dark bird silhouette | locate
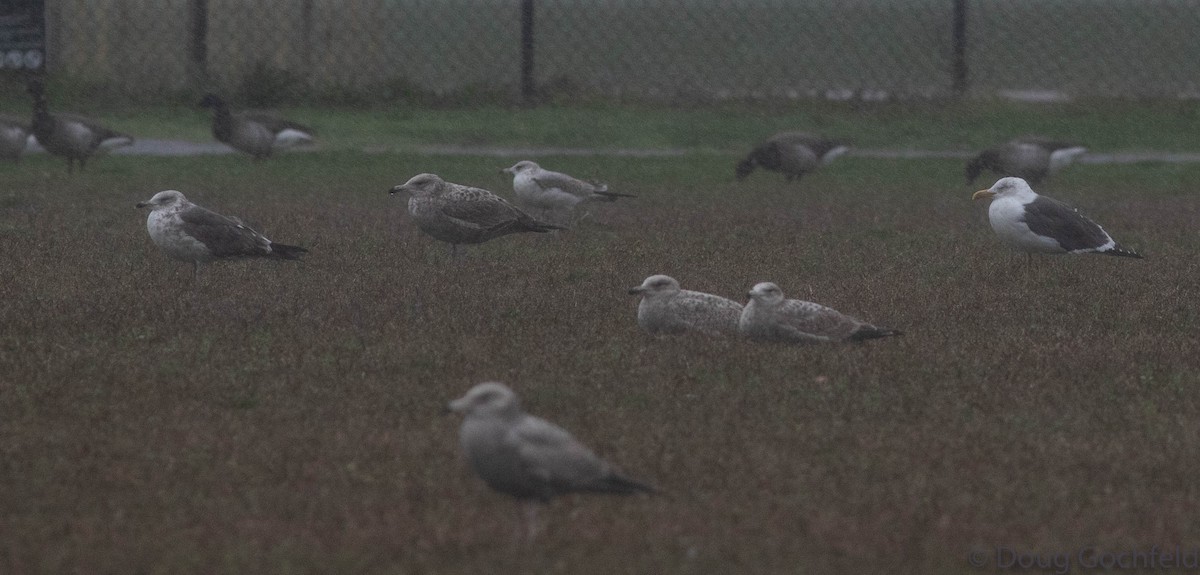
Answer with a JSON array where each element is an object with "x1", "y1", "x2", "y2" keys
[
  {"x1": 736, "y1": 132, "x2": 850, "y2": 182},
  {"x1": 27, "y1": 79, "x2": 133, "y2": 172},
  {"x1": 965, "y1": 137, "x2": 1086, "y2": 185},
  {"x1": 198, "y1": 93, "x2": 315, "y2": 160}
]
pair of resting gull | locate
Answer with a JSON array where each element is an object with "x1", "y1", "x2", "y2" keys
[
  {"x1": 630, "y1": 275, "x2": 902, "y2": 343},
  {"x1": 390, "y1": 169, "x2": 634, "y2": 257}
]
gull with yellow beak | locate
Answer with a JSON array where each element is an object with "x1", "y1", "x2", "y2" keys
[{"x1": 972, "y1": 177, "x2": 1142, "y2": 259}]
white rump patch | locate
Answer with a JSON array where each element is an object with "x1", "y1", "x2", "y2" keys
[
  {"x1": 821, "y1": 145, "x2": 850, "y2": 164},
  {"x1": 273, "y1": 129, "x2": 314, "y2": 149},
  {"x1": 98, "y1": 136, "x2": 134, "y2": 150},
  {"x1": 1048, "y1": 147, "x2": 1087, "y2": 171}
]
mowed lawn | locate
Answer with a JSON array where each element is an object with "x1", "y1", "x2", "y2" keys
[{"x1": 1, "y1": 149, "x2": 1198, "y2": 574}]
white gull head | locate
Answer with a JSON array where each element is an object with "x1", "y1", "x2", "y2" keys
[
  {"x1": 747, "y1": 282, "x2": 786, "y2": 306},
  {"x1": 136, "y1": 190, "x2": 189, "y2": 211},
  {"x1": 628, "y1": 274, "x2": 681, "y2": 298}
]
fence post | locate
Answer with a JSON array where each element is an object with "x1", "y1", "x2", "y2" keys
[
  {"x1": 520, "y1": 0, "x2": 535, "y2": 105},
  {"x1": 188, "y1": 0, "x2": 209, "y2": 89},
  {"x1": 952, "y1": 0, "x2": 968, "y2": 95}
]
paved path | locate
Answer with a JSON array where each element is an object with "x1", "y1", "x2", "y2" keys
[{"x1": 29, "y1": 139, "x2": 1200, "y2": 164}]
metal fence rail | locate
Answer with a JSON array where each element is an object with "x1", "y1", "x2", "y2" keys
[{"x1": 38, "y1": 0, "x2": 1200, "y2": 104}]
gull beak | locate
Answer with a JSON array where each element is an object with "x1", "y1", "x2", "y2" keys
[
  {"x1": 446, "y1": 397, "x2": 468, "y2": 415},
  {"x1": 388, "y1": 185, "x2": 406, "y2": 196},
  {"x1": 628, "y1": 286, "x2": 647, "y2": 295},
  {"x1": 746, "y1": 291, "x2": 755, "y2": 299},
  {"x1": 972, "y1": 189, "x2": 996, "y2": 201},
  {"x1": 501, "y1": 168, "x2": 513, "y2": 175},
  {"x1": 136, "y1": 201, "x2": 150, "y2": 208}
]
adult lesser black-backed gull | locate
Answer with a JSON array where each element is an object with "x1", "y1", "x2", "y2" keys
[
  {"x1": 198, "y1": 93, "x2": 315, "y2": 160},
  {"x1": 965, "y1": 137, "x2": 1087, "y2": 185},
  {"x1": 28, "y1": 79, "x2": 133, "y2": 173},
  {"x1": 739, "y1": 282, "x2": 902, "y2": 344},
  {"x1": 501, "y1": 160, "x2": 635, "y2": 219},
  {"x1": 628, "y1": 274, "x2": 743, "y2": 337},
  {"x1": 389, "y1": 173, "x2": 563, "y2": 257},
  {"x1": 447, "y1": 382, "x2": 656, "y2": 541},
  {"x1": 736, "y1": 132, "x2": 849, "y2": 182},
  {"x1": 972, "y1": 177, "x2": 1142, "y2": 259},
  {"x1": 136, "y1": 190, "x2": 308, "y2": 277}
]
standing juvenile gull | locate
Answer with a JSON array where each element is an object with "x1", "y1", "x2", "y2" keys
[
  {"x1": 965, "y1": 137, "x2": 1087, "y2": 185},
  {"x1": 198, "y1": 93, "x2": 315, "y2": 160},
  {"x1": 501, "y1": 160, "x2": 635, "y2": 220},
  {"x1": 628, "y1": 274, "x2": 743, "y2": 337},
  {"x1": 389, "y1": 173, "x2": 563, "y2": 258},
  {"x1": 136, "y1": 190, "x2": 308, "y2": 278},
  {"x1": 736, "y1": 132, "x2": 849, "y2": 182},
  {"x1": 972, "y1": 177, "x2": 1142, "y2": 259},
  {"x1": 739, "y1": 282, "x2": 902, "y2": 344},
  {"x1": 447, "y1": 382, "x2": 656, "y2": 541}
]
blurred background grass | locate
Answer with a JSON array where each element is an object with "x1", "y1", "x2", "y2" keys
[{"x1": 0, "y1": 133, "x2": 1197, "y2": 573}]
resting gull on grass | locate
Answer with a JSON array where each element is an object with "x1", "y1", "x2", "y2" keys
[
  {"x1": 736, "y1": 132, "x2": 849, "y2": 182},
  {"x1": 628, "y1": 274, "x2": 743, "y2": 337},
  {"x1": 972, "y1": 177, "x2": 1142, "y2": 260},
  {"x1": 739, "y1": 282, "x2": 903, "y2": 344},
  {"x1": 447, "y1": 382, "x2": 656, "y2": 542},
  {"x1": 136, "y1": 190, "x2": 307, "y2": 278},
  {"x1": 501, "y1": 160, "x2": 635, "y2": 220},
  {"x1": 389, "y1": 173, "x2": 563, "y2": 258},
  {"x1": 965, "y1": 137, "x2": 1087, "y2": 185}
]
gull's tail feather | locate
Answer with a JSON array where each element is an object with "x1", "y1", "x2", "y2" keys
[
  {"x1": 849, "y1": 326, "x2": 904, "y2": 342},
  {"x1": 593, "y1": 190, "x2": 637, "y2": 201},
  {"x1": 1102, "y1": 244, "x2": 1143, "y2": 259},
  {"x1": 591, "y1": 473, "x2": 658, "y2": 496},
  {"x1": 517, "y1": 214, "x2": 568, "y2": 233},
  {"x1": 269, "y1": 243, "x2": 308, "y2": 260}
]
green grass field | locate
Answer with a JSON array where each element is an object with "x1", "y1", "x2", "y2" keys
[{"x1": 2, "y1": 106, "x2": 1199, "y2": 574}]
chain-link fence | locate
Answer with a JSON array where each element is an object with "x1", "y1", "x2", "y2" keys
[{"x1": 39, "y1": 0, "x2": 1200, "y2": 105}]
